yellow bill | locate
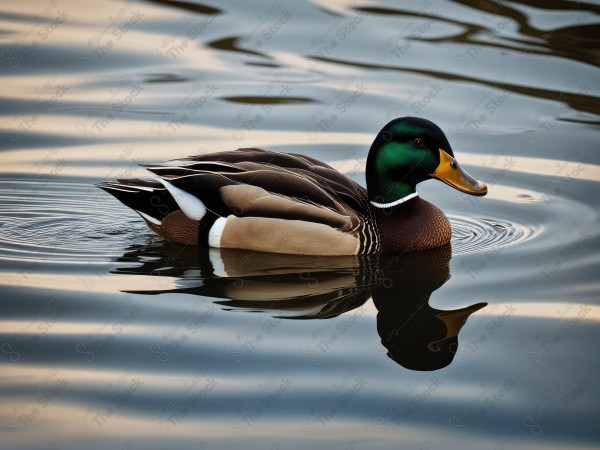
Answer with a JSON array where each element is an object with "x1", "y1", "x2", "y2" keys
[{"x1": 430, "y1": 149, "x2": 487, "y2": 196}]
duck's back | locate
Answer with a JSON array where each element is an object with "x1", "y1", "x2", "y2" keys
[{"x1": 99, "y1": 148, "x2": 380, "y2": 255}]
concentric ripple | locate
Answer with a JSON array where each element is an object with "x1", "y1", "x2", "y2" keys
[
  {"x1": 449, "y1": 215, "x2": 533, "y2": 255},
  {"x1": 0, "y1": 181, "x2": 534, "y2": 264},
  {"x1": 0, "y1": 180, "x2": 147, "y2": 264}
]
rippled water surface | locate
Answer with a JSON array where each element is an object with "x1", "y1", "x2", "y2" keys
[{"x1": 1, "y1": 0, "x2": 599, "y2": 449}]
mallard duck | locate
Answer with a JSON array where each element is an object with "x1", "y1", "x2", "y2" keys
[{"x1": 98, "y1": 117, "x2": 487, "y2": 255}]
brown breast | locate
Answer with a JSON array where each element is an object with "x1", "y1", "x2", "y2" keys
[{"x1": 375, "y1": 197, "x2": 452, "y2": 253}]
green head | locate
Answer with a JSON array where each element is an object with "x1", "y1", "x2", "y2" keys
[{"x1": 366, "y1": 117, "x2": 487, "y2": 206}]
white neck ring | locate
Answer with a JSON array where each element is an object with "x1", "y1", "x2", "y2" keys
[{"x1": 370, "y1": 192, "x2": 418, "y2": 208}]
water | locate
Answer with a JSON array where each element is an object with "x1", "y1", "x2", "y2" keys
[{"x1": 1, "y1": 0, "x2": 599, "y2": 448}]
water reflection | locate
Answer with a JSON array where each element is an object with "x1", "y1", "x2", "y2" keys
[
  {"x1": 114, "y1": 243, "x2": 486, "y2": 371},
  {"x1": 221, "y1": 96, "x2": 317, "y2": 104},
  {"x1": 207, "y1": 36, "x2": 271, "y2": 59},
  {"x1": 310, "y1": 55, "x2": 600, "y2": 117},
  {"x1": 355, "y1": 0, "x2": 600, "y2": 68},
  {"x1": 145, "y1": 0, "x2": 221, "y2": 15}
]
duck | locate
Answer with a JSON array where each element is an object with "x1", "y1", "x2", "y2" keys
[{"x1": 97, "y1": 116, "x2": 487, "y2": 255}]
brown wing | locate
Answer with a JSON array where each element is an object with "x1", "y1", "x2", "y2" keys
[{"x1": 107, "y1": 148, "x2": 379, "y2": 254}]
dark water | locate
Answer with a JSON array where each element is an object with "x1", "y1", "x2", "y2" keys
[{"x1": 1, "y1": 0, "x2": 600, "y2": 449}]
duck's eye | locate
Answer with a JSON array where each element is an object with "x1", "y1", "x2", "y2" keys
[{"x1": 413, "y1": 138, "x2": 424, "y2": 147}]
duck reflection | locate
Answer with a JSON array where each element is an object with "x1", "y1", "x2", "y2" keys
[
  {"x1": 113, "y1": 243, "x2": 485, "y2": 371},
  {"x1": 373, "y1": 250, "x2": 486, "y2": 371}
]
